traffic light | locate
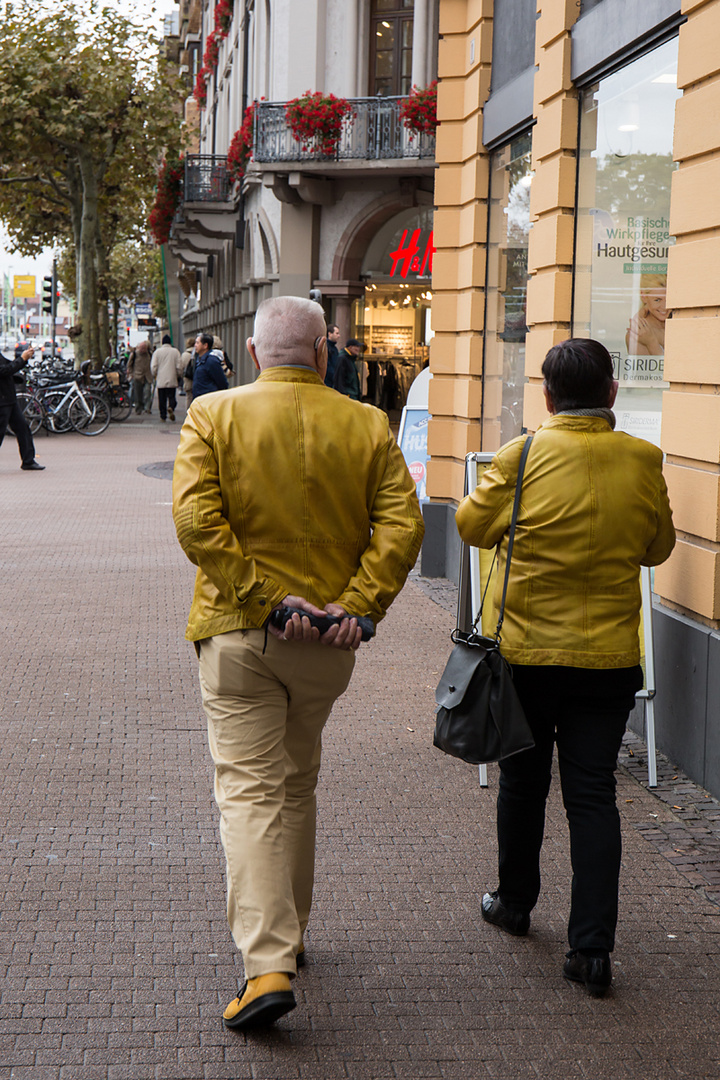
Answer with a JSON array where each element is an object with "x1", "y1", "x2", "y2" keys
[
  {"x1": 42, "y1": 275, "x2": 53, "y2": 314},
  {"x1": 42, "y1": 274, "x2": 57, "y2": 316}
]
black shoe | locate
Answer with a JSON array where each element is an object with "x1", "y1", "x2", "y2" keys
[
  {"x1": 21, "y1": 460, "x2": 45, "y2": 471},
  {"x1": 563, "y1": 950, "x2": 612, "y2": 997},
  {"x1": 481, "y1": 891, "x2": 530, "y2": 936}
]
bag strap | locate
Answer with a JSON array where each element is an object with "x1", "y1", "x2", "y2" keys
[{"x1": 493, "y1": 434, "x2": 533, "y2": 641}]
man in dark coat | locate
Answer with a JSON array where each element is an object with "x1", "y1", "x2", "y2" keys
[
  {"x1": 0, "y1": 345, "x2": 44, "y2": 471},
  {"x1": 192, "y1": 333, "x2": 229, "y2": 399},
  {"x1": 324, "y1": 324, "x2": 341, "y2": 387},
  {"x1": 333, "y1": 339, "x2": 363, "y2": 400}
]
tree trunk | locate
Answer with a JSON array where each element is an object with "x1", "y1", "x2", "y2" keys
[
  {"x1": 95, "y1": 235, "x2": 112, "y2": 365},
  {"x1": 77, "y1": 149, "x2": 100, "y2": 367}
]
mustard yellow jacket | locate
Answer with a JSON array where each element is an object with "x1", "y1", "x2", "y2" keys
[
  {"x1": 455, "y1": 415, "x2": 675, "y2": 668},
  {"x1": 172, "y1": 366, "x2": 425, "y2": 642}
]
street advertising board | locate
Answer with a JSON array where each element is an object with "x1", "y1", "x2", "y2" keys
[
  {"x1": 397, "y1": 366, "x2": 432, "y2": 503},
  {"x1": 398, "y1": 410, "x2": 430, "y2": 503},
  {"x1": 135, "y1": 302, "x2": 152, "y2": 316},
  {"x1": 459, "y1": 452, "x2": 658, "y2": 786},
  {"x1": 13, "y1": 275, "x2": 36, "y2": 299}
]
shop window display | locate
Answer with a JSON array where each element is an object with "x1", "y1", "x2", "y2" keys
[
  {"x1": 482, "y1": 133, "x2": 532, "y2": 450},
  {"x1": 352, "y1": 205, "x2": 434, "y2": 418},
  {"x1": 573, "y1": 38, "x2": 681, "y2": 445}
]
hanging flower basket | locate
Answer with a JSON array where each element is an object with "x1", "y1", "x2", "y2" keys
[
  {"x1": 193, "y1": 66, "x2": 209, "y2": 107},
  {"x1": 149, "y1": 153, "x2": 184, "y2": 246},
  {"x1": 227, "y1": 100, "x2": 262, "y2": 184},
  {"x1": 214, "y1": 0, "x2": 234, "y2": 35},
  {"x1": 399, "y1": 81, "x2": 438, "y2": 136},
  {"x1": 285, "y1": 91, "x2": 352, "y2": 156},
  {"x1": 203, "y1": 29, "x2": 220, "y2": 71}
]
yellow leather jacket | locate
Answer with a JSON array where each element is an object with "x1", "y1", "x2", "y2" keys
[
  {"x1": 173, "y1": 366, "x2": 425, "y2": 641},
  {"x1": 455, "y1": 415, "x2": 675, "y2": 668}
]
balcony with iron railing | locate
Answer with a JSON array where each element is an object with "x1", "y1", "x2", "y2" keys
[
  {"x1": 167, "y1": 155, "x2": 236, "y2": 263},
  {"x1": 253, "y1": 97, "x2": 435, "y2": 173}
]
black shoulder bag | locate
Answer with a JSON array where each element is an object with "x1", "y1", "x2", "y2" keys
[{"x1": 433, "y1": 436, "x2": 535, "y2": 765}]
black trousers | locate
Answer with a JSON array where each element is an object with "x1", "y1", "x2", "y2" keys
[
  {"x1": 0, "y1": 400, "x2": 36, "y2": 466},
  {"x1": 157, "y1": 387, "x2": 177, "y2": 420},
  {"x1": 496, "y1": 663, "x2": 643, "y2": 953}
]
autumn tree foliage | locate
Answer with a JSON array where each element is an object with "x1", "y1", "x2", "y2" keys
[{"x1": 0, "y1": 1, "x2": 184, "y2": 364}]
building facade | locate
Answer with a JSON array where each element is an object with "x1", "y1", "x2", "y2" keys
[
  {"x1": 425, "y1": 0, "x2": 720, "y2": 796},
  {"x1": 166, "y1": 0, "x2": 439, "y2": 406}
]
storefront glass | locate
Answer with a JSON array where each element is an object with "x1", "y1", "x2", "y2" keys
[
  {"x1": 573, "y1": 38, "x2": 681, "y2": 445},
  {"x1": 482, "y1": 133, "x2": 532, "y2": 450},
  {"x1": 352, "y1": 205, "x2": 433, "y2": 418}
]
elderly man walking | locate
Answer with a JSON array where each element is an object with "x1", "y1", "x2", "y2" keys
[
  {"x1": 173, "y1": 296, "x2": 424, "y2": 1030},
  {"x1": 151, "y1": 334, "x2": 184, "y2": 421}
]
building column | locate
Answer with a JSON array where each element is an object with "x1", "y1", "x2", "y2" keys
[
  {"x1": 411, "y1": 0, "x2": 430, "y2": 89},
  {"x1": 426, "y1": 0, "x2": 492, "y2": 506},
  {"x1": 276, "y1": 201, "x2": 316, "y2": 298},
  {"x1": 523, "y1": 0, "x2": 581, "y2": 430},
  {"x1": 655, "y1": 0, "x2": 720, "y2": 629}
]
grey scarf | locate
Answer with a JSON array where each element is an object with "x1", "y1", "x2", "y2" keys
[{"x1": 556, "y1": 407, "x2": 616, "y2": 430}]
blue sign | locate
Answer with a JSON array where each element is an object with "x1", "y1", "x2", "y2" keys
[{"x1": 135, "y1": 303, "x2": 152, "y2": 316}]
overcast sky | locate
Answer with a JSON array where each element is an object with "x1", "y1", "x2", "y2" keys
[{"x1": 1, "y1": 0, "x2": 180, "y2": 288}]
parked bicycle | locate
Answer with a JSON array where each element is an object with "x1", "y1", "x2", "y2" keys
[{"x1": 19, "y1": 365, "x2": 111, "y2": 436}]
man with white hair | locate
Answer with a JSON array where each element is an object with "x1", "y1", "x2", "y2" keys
[{"x1": 173, "y1": 296, "x2": 424, "y2": 1030}]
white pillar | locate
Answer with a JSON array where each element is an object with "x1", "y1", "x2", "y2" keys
[{"x1": 411, "y1": 0, "x2": 430, "y2": 90}]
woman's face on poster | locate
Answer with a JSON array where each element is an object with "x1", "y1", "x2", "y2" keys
[{"x1": 641, "y1": 287, "x2": 667, "y2": 321}]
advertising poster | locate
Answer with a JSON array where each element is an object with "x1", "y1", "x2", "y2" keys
[
  {"x1": 590, "y1": 210, "x2": 670, "y2": 445},
  {"x1": 398, "y1": 409, "x2": 429, "y2": 503}
]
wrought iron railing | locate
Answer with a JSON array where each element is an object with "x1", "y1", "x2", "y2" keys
[
  {"x1": 184, "y1": 155, "x2": 232, "y2": 201},
  {"x1": 253, "y1": 97, "x2": 435, "y2": 164}
]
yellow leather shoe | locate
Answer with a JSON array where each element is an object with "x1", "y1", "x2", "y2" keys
[{"x1": 222, "y1": 973, "x2": 296, "y2": 1030}]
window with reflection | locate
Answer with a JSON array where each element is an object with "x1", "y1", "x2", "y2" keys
[
  {"x1": 482, "y1": 134, "x2": 532, "y2": 450},
  {"x1": 573, "y1": 38, "x2": 680, "y2": 446},
  {"x1": 370, "y1": 0, "x2": 414, "y2": 97}
]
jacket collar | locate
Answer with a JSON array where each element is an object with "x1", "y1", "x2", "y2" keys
[
  {"x1": 256, "y1": 366, "x2": 324, "y2": 386},
  {"x1": 538, "y1": 414, "x2": 615, "y2": 433}
]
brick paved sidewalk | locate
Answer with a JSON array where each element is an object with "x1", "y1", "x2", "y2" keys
[{"x1": 0, "y1": 419, "x2": 719, "y2": 1080}]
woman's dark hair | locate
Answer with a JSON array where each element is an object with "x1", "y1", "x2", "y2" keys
[{"x1": 541, "y1": 338, "x2": 615, "y2": 411}]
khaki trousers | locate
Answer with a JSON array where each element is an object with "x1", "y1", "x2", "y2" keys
[{"x1": 198, "y1": 629, "x2": 355, "y2": 979}]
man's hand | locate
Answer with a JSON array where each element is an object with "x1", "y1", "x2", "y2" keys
[
  {"x1": 268, "y1": 595, "x2": 327, "y2": 642},
  {"x1": 268, "y1": 596, "x2": 363, "y2": 650},
  {"x1": 319, "y1": 603, "x2": 362, "y2": 651},
  {"x1": 21, "y1": 347, "x2": 34, "y2": 363}
]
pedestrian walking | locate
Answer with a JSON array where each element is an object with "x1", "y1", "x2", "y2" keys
[
  {"x1": 151, "y1": 334, "x2": 184, "y2": 422},
  {"x1": 127, "y1": 340, "x2": 153, "y2": 414},
  {"x1": 212, "y1": 335, "x2": 234, "y2": 381},
  {"x1": 173, "y1": 296, "x2": 424, "y2": 1030},
  {"x1": 191, "y1": 333, "x2": 228, "y2": 399},
  {"x1": 333, "y1": 338, "x2": 363, "y2": 399},
  {"x1": 0, "y1": 345, "x2": 44, "y2": 471},
  {"x1": 455, "y1": 338, "x2": 675, "y2": 998},
  {"x1": 324, "y1": 323, "x2": 340, "y2": 387},
  {"x1": 181, "y1": 336, "x2": 195, "y2": 405}
]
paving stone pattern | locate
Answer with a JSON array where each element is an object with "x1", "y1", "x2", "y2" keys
[{"x1": 0, "y1": 415, "x2": 719, "y2": 1080}]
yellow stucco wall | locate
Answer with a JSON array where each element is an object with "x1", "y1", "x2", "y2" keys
[{"x1": 430, "y1": 0, "x2": 720, "y2": 627}]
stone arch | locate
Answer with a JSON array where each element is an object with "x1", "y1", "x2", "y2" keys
[
  {"x1": 257, "y1": 207, "x2": 279, "y2": 276},
  {"x1": 331, "y1": 188, "x2": 431, "y2": 281}
]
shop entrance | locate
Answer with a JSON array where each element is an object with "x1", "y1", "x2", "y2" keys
[{"x1": 350, "y1": 205, "x2": 434, "y2": 421}]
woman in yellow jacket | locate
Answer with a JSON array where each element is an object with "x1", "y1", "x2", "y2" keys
[{"x1": 456, "y1": 339, "x2": 675, "y2": 998}]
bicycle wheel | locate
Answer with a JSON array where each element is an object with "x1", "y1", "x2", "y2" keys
[
  {"x1": 109, "y1": 388, "x2": 132, "y2": 422},
  {"x1": 69, "y1": 391, "x2": 111, "y2": 435},
  {"x1": 41, "y1": 390, "x2": 73, "y2": 432},
  {"x1": 14, "y1": 392, "x2": 44, "y2": 436}
]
